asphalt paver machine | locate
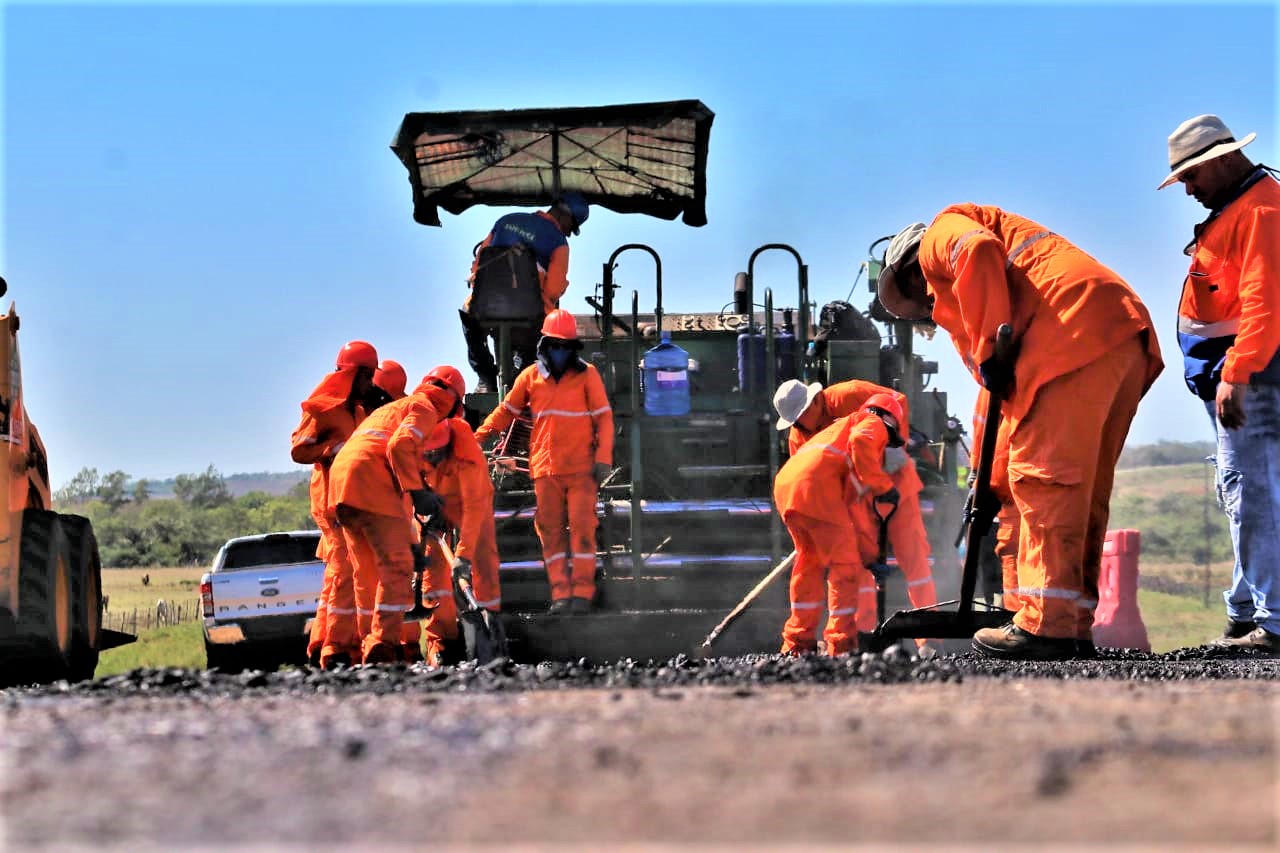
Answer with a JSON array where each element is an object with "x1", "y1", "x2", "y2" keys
[{"x1": 392, "y1": 101, "x2": 969, "y2": 662}]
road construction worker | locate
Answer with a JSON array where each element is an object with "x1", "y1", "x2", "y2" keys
[
  {"x1": 459, "y1": 193, "x2": 590, "y2": 393},
  {"x1": 1157, "y1": 115, "x2": 1280, "y2": 652},
  {"x1": 321, "y1": 374, "x2": 459, "y2": 667},
  {"x1": 773, "y1": 378, "x2": 938, "y2": 643},
  {"x1": 772, "y1": 396, "x2": 900, "y2": 656},
  {"x1": 877, "y1": 204, "x2": 1163, "y2": 660},
  {"x1": 417, "y1": 403, "x2": 503, "y2": 665},
  {"x1": 475, "y1": 308, "x2": 613, "y2": 614},
  {"x1": 290, "y1": 340, "x2": 380, "y2": 665}
]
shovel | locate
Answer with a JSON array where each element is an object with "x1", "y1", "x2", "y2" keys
[
  {"x1": 867, "y1": 501, "x2": 899, "y2": 629},
  {"x1": 403, "y1": 528, "x2": 435, "y2": 624},
  {"x1": 435, "y1": 534, "x2": 507, "y2": 664},
  {"x1": 870, "y1": 324, "x2": 1017, "y2": 648}
]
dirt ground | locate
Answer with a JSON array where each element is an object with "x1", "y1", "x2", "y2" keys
[{"x1": 2, "y1": 677, "x2": 1275, "y2": 849}]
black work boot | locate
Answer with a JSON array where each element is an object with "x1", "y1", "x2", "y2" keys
[{"x1": 1212, "y1": 619, "x2": 1258, "y2": 645}]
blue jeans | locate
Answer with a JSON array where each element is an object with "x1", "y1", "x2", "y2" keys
[{"x1": 1207, "y1": 386, "x2": 1280, "y2": 633}]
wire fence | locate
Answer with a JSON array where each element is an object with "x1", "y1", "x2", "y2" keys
[{"x1": 101, "y1": 599, "x2": 200, "y2": 634}]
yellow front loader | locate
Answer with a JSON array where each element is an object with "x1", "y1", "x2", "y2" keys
[{"x1": 0, "y1": 277, "x2": 133, "y2": 685}]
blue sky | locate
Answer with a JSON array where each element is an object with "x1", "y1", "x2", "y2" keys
[{"x1": 2, "y1": 1, "x2": 1276, "y2": 487}]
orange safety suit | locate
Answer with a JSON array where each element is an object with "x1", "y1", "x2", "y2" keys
[
  {"x1": 476, "y1": 359, "x2": 613, "y2": 603},
  {"x1": 773, "y1": 411, "x2": 893, "y2": 655},
  {"x1": 418, "y1": 418, "x2": 502, "y2": 664},
  {"x1": 322, "y1": 383, "x2": 456, "y2": 664},
  {"x1": 786, "y1": 380, "x2": 938, "y2": 635},
  {"x1": 289, "y1": 367, "x2": 366, "y2": 661},
  {"x1": 918, "y1": 204, "x2": 1164, "y2": 640}
]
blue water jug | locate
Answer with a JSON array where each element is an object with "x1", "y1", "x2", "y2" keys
[
  {"x1": 776, "y1": 329, "x2": 797, "y2": 383},
  {"x1": 642, "y1": 332, "x2": 692, "y2": 416},
  {"x1": 737, "y1": 330, "x2": 766, "y2": 394}
]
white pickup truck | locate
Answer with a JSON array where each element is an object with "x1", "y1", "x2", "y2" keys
[{"x1": 199, "y1": 530, "x2": 324, "y2": 672}]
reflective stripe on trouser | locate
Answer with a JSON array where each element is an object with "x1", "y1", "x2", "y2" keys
[
  {"x1": 780, "y1": 512, "x2": 870, "y2": 656},
  {"x1": 855, "y1": 492, "x2": 937, "y2": 635},
  {"x1": 423, "y1": 536, "x2": 460, "y2": 649},
  {"x1": 533, "y1": 472, "x2": 599, "y2": 601},
  {"x1": 1003, "y1": 334, "x2": 1147, "y2": 639},
  {"x1": 1208, "y1": 385, "x2": 1280, "y2": 634},
  {"x1": 327, "y1": 506, "x2": 415, "y2": 661},
  {"x1": 307, "y1": 513, "x2": 347, "y2": 657},
  {"x1": 468, "y1": 513, "x2": 503, "y2": 613}
]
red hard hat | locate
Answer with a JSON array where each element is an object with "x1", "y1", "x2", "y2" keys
[
  {"x1": 423, "y1": 419, "x2": 452, "y2": 453},
  {"x1": 862, "y1": 392, "x2": 905, "y2": 427},
  {"x1": 540, "y1": 309, "x2": 578, "y2": 340},
  {"x1": 425, "y1": 364, "x2": 465, "y2": 400},
  {"x1": 374, "y1": 359, "x2": 407, "y2": 399},
  {"x1": 335, "y1": 340, "x2": 378, "y2": 370}
]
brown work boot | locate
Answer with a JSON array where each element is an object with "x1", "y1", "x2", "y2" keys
[
  {"x1": 1211, "y1": 619, "x2": 1258, "y2": 645},
  {"x1": 361, "y1": 642, "x2": 400, "y2": 665},
  {"x1": 972, "y1": 622, "x2": 1078, "y2": 661},
  {"x1": 1213, "y1": 626, "x2": 1280, "y2": 654}
]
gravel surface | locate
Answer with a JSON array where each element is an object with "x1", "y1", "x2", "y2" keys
[{"x1": 2, "y1": 648, "x2": 1277, "y2": 849}]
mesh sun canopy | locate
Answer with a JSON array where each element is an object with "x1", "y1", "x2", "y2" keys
[{"x1": 391, "y1": 100, "x2": 713, "y2": 227}]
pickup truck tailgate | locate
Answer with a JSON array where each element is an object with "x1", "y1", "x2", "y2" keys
[{"x1": 208, "y1": 561, "x2": 324, "y2": 621}]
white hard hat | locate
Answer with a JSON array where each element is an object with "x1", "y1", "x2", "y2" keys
[{"x1": 772, "y1": 379, "x2": 824, "y2": 431}]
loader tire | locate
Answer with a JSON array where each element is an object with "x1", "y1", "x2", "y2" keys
[
  {"x1": 60, "y1": 514, "x2": 102, "y2": 682},
  {"x1": 10, "y1": 509, "x2": 73, "y2": 685}
]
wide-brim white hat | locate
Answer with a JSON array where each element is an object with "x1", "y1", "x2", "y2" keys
[
  {"x1": 876, "y1": 221, "x2": 932, "y2": 320},
  {"x1": 772, "y1": 379, "x2": 823, "y2": 430},
  {"x1": 1157, "y1": 114, "x2": 1256, "y2": 190}
]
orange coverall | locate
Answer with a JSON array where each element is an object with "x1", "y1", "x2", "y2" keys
[
  {"x1": 919, "y1": 204, "x2": 1164, "y2": 640},
  {"x1": 289, "y1": 367, "x2": 366, "y2": 661},
  {"x1": 773, "y1": 411, "x2": 893, "y2": 655},
  {"x1": 786, "y1": 380, "x2": 938, "y2": 633},
  {"x1": 476, "y1": 361, "x2": 613, "y2": 603},
  {"x1": 323, "y1": 383, "x2": 456, "y2": 664},
  {"x1": 417, "y1": 418, "x2": 502, "y2": 664}
]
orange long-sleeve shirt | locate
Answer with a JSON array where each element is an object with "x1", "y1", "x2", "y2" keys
[
  {"x1": 422, "y1": 418, "x2": 494, "y2": 564},
  {"x1": 328, "y1": 384, "x2": 456, "y2": 517},
  {"x1": 919, "y1": 204, "x2": 1163, "y2": 420},
  {"x1": 774, "y1": 411, "x2": 893, "y2": 526},
  {"x1": 290, "y1": 367, "x2": 366, "y2": 518},
  {"x1": 475, "y1": 360, "x2": 613, "y2": 478}
]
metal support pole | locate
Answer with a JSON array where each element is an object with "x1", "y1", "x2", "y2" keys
[
  {"x1": 765, "y1": 288, "x2": 781, "y2": 566},
  {"x1": 630, "y1": 290, "x2": 644, "y2": 572}
]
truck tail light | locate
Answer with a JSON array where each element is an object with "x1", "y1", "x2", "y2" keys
[{"x1": 200, "y1": 580, "x2": 214, "y2": 618}]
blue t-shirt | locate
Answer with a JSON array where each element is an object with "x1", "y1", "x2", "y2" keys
[{"x1": 488, "y1": 212, "x2": 567, "y2": 271}]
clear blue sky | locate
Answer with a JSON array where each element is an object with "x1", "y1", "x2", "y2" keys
[{"x1": 3, "y1": 2, "x2": 1276, "y2": 487}]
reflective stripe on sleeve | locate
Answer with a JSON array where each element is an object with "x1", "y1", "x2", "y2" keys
[
  {"x1": 361, "y1": 429, "x2": 389, "y2": 439},
  {"x1": 949, "y1": 228, "x2": 991, "y2": 267},
  {"x1": 1006, "y1": 230, "x2": 1054, "y2": 268}
]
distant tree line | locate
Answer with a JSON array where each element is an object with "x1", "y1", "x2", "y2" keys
[
  {"x1": 1116, "y1": 440, "x2": 1216, "y2": 469},
  {"x1": 54, "y1": 465, "x2": 314, "y2": 567}
]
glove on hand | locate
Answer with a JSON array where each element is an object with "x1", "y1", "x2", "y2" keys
[
  {"x1": 593, "y1": 463, "x2": 613, "y2": 486},
  {"x1": 410, "y1": 488, "x2": 445, "y2": 520},
  {"x1": 883, "y1": 446, "x2": 909, "y2": 474},
  {"x1": 978, "y1": 356, "x2": 1014, "y2": 398},
  {"x1": 451, "y1": 556, "x2": 472, "y2": 585},
  {"x1": 876, "y1": 486, "x2": 900, "y2": 507}
]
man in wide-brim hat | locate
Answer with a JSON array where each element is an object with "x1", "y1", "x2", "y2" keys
[{"x1": 1158, "y1": 114, "x2": 1280, "y2": 654}]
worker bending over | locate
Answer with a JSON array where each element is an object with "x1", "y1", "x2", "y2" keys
[
  {"x1": 290, "y1": 341, "x2": 381, "y2": 665},
  {"x1": 772, "y1": 395, "x2": 901, "y2": 656},
  {"x1": 476, "y1": 309, "x2": 613, "y2": 614},
  {"x1": 416, "y1": 369, "x2": 503, "y2": 665},
  {"x1": 878, "y1": 204, "x2": 1163, "y2": 660},
  {"x1": 323, "y1": 373, "x2": 459, "y2": 667},
  {"x1": 773, "y1": 378, "x2": 937, "y2": 643}
]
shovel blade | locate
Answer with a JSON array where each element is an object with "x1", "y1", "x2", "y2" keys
[
  {"x1": 874, "y1": 605, "x2": 1016, "y2": 643},
  {"x1": 460, "y1": 609, "x2": 506, "y2": 664},
  {"x1": 403, "y1": 604, "x2": 434, "y2": 624}
]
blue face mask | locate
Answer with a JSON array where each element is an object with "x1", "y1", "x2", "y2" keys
[{"x1": 548, "y1": 348, "x2": 573, "y2": 371}]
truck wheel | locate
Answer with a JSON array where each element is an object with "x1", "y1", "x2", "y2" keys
[
  {"x1": 205, "y1": 642, "x2": 243, "y2": 673},
  {"x1": 60, "y1": 514, "x2": 102, "y2": 682},
  {"x1": 13, "y1": 510, "x2": 73, "y2": 684}
]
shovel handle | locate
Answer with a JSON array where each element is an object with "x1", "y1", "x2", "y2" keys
[{"x1": 700, "y1": 551, "x2": 797, "y2": 650}]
